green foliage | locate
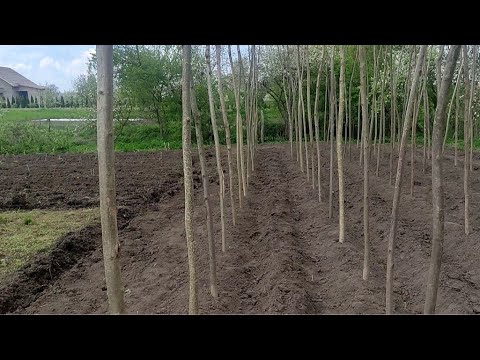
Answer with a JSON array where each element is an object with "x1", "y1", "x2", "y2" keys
[{"x1": 23, "y1": 217, "x2": 33, "y2": 226}]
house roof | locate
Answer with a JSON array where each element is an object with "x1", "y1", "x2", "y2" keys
[{"x1": 0, "y1": 66, "x2": 45, "y2": 90}]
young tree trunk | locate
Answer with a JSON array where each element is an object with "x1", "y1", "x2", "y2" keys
[
  {"x1": 245, "y1": 47, "x2": 252, "y2": 185},
  {"x1": 181, "y1": 45, "x2": 199, "y2": 314},
  {"x1": 314, "y1": 46, "x2": 326, "y2": 202},
  {"x1": 261, "y1": 109, "x2": 265, "y2": 143},
  {"x1": 389, "y1": 46, "x2": 396, "y2": 186},
  {"x1": 296, "y1": 46, "x2": 304, "y2": 173},
  {"x1": 370, "y1": 46, "x2": 381, "y2": 159},
  {"x1": 236, "y1": 45, "x2": 247, "y2": 197},
  {"x1": 436, "y1": 45, "x2": 445, "y2": 101},
  {"x1": 359, "y1": 45, "x2": 370, "y2": 280},
  {"x1": 411, "y1": 71, "x2": 425, "y2": 197},
  {"x1": 423, "y1": 83, "x2": 428, "y2": 173},
  {"x1": 190, "y1": 70, "x2": 218, "y2": 300},
  {"x1": 205, "y1": 45, "x2": 226, "y2": 252},
  {"x1": 469, "y1": 45, "x2": 477, "y2": 172},
  {"x1": 401, "y1": 46, "x2": 415, "y2": 134},
  {"x1": 463, "y1": 45, "x2": 471, "y2": 235},
  {"x1": 306, "y1": 46, "x2": 315, "y2": 188},
  {"x1": 215, "y1": 45, "x2": 237, "y2": 226},
  {"x1": 358, "y1": 89, "x2": 361, "y2": 160},
  {"x1": 386, "y1": 45, "x2": 427, "y2": 314},
  {"x1": 96, "y1": 45, "x2": 126, "y2": 315},
  {"x1": 294, "y1": 73, "x2": 300, "y2": 162},
  {"x1": 443, "y1": 57, "x2": 463, "y2": 152},
  {"x1": 281, "y1": 46, "x2": 294, "y2": 157},
  {"x1": 424, "y1": 45, "x2": 461, "y2": 314},
  {"x1": 227, "y1": 46, "x2": 243, "y2": 207},
  {"x1": 376, "y1": 48, "x2": 388, "y2": 177},
  {"x1": 455, "y1": 82, "x2": 460, "y2": 167},
  {"x1": 329, "y1": 46, "x2": 335, "y2": 219},
  {"x1": 349, "y1": 47, "x2": 359, "y2": 160},
  {"x1": 324, "y1": 69, "x2": 329, "y2": 143},
  {"x1": 337, "y1": 46, "x2": 346, "y2": 243},
  {"x1": 410, "y1": 85, "x2": 421, "y2": 197}
]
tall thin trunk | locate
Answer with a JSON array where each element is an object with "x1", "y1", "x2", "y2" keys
[
  {"x1": 423, "y1": 82, "x2": 428, "y2": 173},
  {"x1": 227, "y1": 45, "x2": 243, "y2": 207},
  {"x1": 390, "y1": 46, "x2": 396, "y2": 186},
  {"x1": 205, "y1": 45, "x2": 226, "y2": 252},
  {"x1": 329, "y1": 46, "x2": 335, "y2": 219},
  {"x1": 455, "y1": 81, "x2": 460, "y2": 167},
  {"x1": 96, "y1": 45, "x2": 126, "y2": 315},
  {"x1": 324, "y1": 67, "x2": 329, "y2": 142},
  {"x1": 469, "y1": 45, "x2": 477, "y2": 172},
  {"x1": 443, "y1": 57, "x2": 463, "y2": 152},
  {"x1": 349, "y1": 47, "x2": 359, "y2": 160},
  {"x1": 190, "y1": 70, "x2": 218, "y2": 300},
  {"x1": 314, "y1": 46, "x2": 326, "y2": 202},
  {"x1": 411, "y1": 74, "x2": 424, "y2": 197},
  {"x1": 359, "y1": 45, "x2": 370, "y2": 280},
  {"x1": 261, "y1": 109, "x2": 265, "y2": 143},
  {"x1": 306, "y1": 46, "x2": 315, "y2": 188},
  {"x1": 236, "y1": 45, "x2": 247, "y2": 197},
  {"x1": 436, "y1": 45, "x2": 445, "y2": 101},
  {"x1": 424, "y1": 45, "x2": 461, "y2": 314},
  {"x1": 371, "y1": 46, "x2": 380, "y2": 158},
  {"x1": 376, "y1": 48, "x2": 388, "y2": 177},
  {"x1": 337, "y1": 46, "x2": 346, "y2": 243},
  {"x1": 386, "y1": 45, "x2": 427, "y2": 314},
  {"x1": 296, "y1": 46, "x2": 304, "y2": 173},
  {"x1": 463, "y1": 45, "x2": 471, "y2": 235},
  {"x1": 181, "y1": 45, "x2": 199, "y2": 314},
  {"x1": 245, "y1": 46, "x2": 252, "y2": 185},
  {"x1": 280, "y1": 45, "x2": 293, "y2": 157},
  {"x1": 215, "y1": 45, "x2": 236, "y2": 226},
  {"x1": 358, "y1": 89, "x2": 361, "y2": 153},
  {"x1": 401, "y1": 46, "x2": 415, "y2": 133}
]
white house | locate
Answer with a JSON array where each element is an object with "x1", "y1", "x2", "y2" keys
[{"x1": 0, "y1": 66, "x2": 45, "y2": 105}]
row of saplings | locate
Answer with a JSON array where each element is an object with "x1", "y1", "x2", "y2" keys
[{"x1": 94, "y1": 45, "x2": 471, "y2": 315}]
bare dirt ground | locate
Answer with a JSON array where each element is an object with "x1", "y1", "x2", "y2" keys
[{"x1": 0, "y1": 143, "x2": 479, "y2": 314}]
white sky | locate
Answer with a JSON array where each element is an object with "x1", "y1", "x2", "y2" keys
[{"x1": 0, "y1": 45, "x2": 95, "y2": 92}]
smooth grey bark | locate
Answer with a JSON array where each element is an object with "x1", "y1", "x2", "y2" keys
[
  {"x1": 306, "y1": 46, "x2": 315, "y2": 188},
  {"x1": 424, "y1": 45, "x2": 461, "y2": 314},
  {"x1": 337, "y1": 46, "x2": 346, "y2": 243},
  {"x1": 359, "y1": 45, "x2": 370, "y2": 280},
  {"x1": 329, "y1": 46, "x2": 335, "y2": 219},
  {"x1": 96, "y1": 45, "x2": 126, "y2": 315},
  {"x1": 190, "y1": 71, "x2": 218, "y2": 300},
  {"x1": 236, "y1": 45, "x2": 247, "y2": 197},
  {"x1": 313, "y1": 46, "x2": 326, "y2": 202},
  {"x1": 386, "y1": 45, "x2": 427, "y2": 314},
  {"x1": 227, "y1": 45, "x2": 243, "y2": 207},
  {"x1": 215, "y1": 45, "x2": 236, "y2": 226},
  {"x1": 443, "y1": 57, "x2": 463, "y2": 152},
  {"x1": 205, "y1": 45, "x2": 226, "y2": 252},
  {"x1": 462, "y1": 45, "x2": 471, "y2": 235},
  {"x1": 181, "y1": 45, "x2": 199, "y2": 314}
]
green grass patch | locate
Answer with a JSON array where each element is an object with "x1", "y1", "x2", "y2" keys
[
  {"x1": 0, "y1": 108, "x2": 91, "y2": 123},
  {"x1": 0, "y1": 208, "x2": 99, "y2": 280}
]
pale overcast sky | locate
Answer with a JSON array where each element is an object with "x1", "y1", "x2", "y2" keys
[{"x1": 0, "y1": 45, "x2": 95, "y2": 92}]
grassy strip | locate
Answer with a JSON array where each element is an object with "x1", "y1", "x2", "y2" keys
[{"x1": 0, "y1": 208, "x2": 99, "y2": 279}]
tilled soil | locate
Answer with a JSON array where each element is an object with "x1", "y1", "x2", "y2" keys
[{"x1": 0, "y1": 143, "x2": 479, "y2": 314}]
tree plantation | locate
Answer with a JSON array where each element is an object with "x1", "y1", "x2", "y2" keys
[{"x1": 0, "y1": 44, "x2": 479, "y2": 315}]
